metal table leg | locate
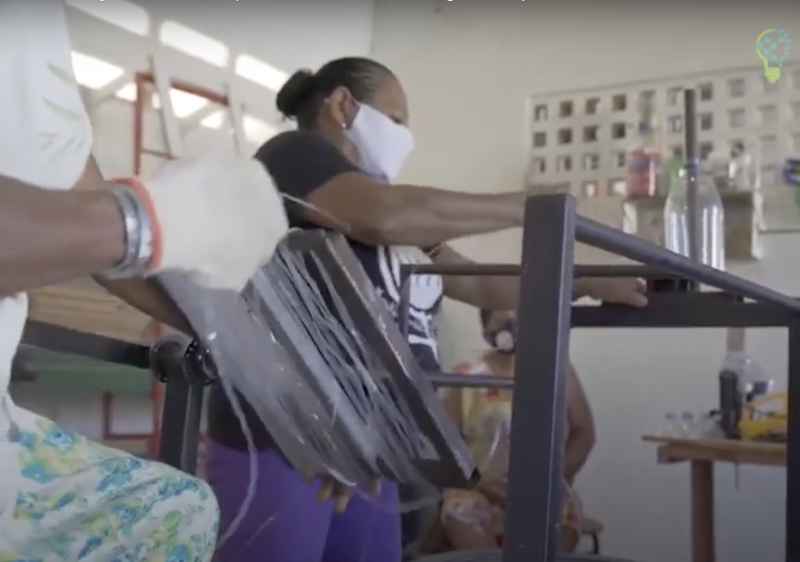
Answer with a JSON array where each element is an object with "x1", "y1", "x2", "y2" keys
[{"x1": 503, "y1": 194, "x2": 576, "y2": 562}]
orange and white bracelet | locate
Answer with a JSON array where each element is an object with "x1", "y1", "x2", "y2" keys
[{"x1": 102, "y1": 177, "x2": 163, "y2": 277}]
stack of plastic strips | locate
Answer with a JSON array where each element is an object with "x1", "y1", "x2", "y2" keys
[{"x1": 158, "y1": 230, "x2": 477, "y2": 492}]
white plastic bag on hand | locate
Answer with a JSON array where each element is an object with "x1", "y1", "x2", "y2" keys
[{"x1": 140, "y1": 155, "x2": 288, "y2": 290}]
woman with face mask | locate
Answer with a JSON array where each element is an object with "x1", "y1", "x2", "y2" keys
[
  {"x1": 439, "y1": 310, "x2": 596, "y2": 552},
  {"x1": 203, "y1": 57, "x2": 634, "y2": 562}
]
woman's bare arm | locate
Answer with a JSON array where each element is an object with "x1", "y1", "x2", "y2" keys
[
  {"x1": 432, "y1": 245, "x2": 647, "y2": 309},
  {"x1": 303, "y1": 172, "x2": 528, "y2": 248},
  {"x1": 563, "y1": 363, "x2": 596, "y2": 482},
  {"x1": 0, "y1": 175, "x2": 125, "y2": 297},
  {"x1": 432, "y1": 245, "x2": 599, "y2": 311},
  {"x1": 76, "y1": 158, "x2": 193, "y2": 334},
  {"x1": 433, "y1": 246, "x2": 522, "y2": 311}
]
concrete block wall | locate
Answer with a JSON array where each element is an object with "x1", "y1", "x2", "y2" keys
[{"x1": 371, "y1": 3, "x2": 800, "y2": 561}]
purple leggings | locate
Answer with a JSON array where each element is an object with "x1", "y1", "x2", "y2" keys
[{"x1": 204, "y1": 440, "x2": 402, "y2": 562}]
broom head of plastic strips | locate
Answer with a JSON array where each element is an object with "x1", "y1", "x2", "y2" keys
[{"x1": 157, "y1": 230, "x2": 478, "y2": 489}]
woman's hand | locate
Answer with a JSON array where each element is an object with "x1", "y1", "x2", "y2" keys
[
  {"x1": 575, "y1": 277, "x2": 648, "y2": 307},
  {"x1": 313, "y1": 475, "x2": 382, "y2": 512},
  {"x1": 476, "y1": 470, "x2": 507, "y2": 506}
]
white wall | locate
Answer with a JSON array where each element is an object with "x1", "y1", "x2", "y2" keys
[
  {"x1": 372, "y1": 3, "x2": 800, "y2": 562},
  {"x1": 18, "y1": 0, "x2": 375, "y2": 442}
]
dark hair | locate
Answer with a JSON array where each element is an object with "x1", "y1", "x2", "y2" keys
[{"x1": 275, "y1": 57, "x2": 394, "y2": 129}]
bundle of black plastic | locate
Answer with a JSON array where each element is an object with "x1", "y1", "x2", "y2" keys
[{"x1": 157, "y1": 230, "x2": 476, "y2": 489}]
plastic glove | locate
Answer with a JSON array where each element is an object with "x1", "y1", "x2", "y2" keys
[{"x1": 136, "y1": 155, "x2": 288, "y2": 291}]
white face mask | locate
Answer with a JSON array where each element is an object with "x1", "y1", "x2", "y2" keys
[{"x1": 345, "y1": 103, "x2": 414, "y2": 181}]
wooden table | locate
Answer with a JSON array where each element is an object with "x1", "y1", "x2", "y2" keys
[{"x1": 642, "y1": 435, "x2": 786, "y2": 562}]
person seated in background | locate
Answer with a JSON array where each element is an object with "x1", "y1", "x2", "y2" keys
[{"x1": 439, "y1": 309, "x2": 596, "y2": 552}]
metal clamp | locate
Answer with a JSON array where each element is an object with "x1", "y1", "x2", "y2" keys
[
  {"x1": 150, "y1": 337, "x2": 218, "y2": 386},
  {"x1": 150, "y1": 336, "x2": 215, "y2": 474}
]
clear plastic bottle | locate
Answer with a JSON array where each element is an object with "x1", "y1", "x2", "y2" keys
[
  {"x1": 663, "y1": 167, "x2": 725, "y2": 270},
  {"x1": 659, "y1": 411, "x2": 680, "y2": 437},
  {"x1": 706, "y1": 150, "x2": 733, "y2": 192},
  {"x1": 730, "y1": 142, "x2": 761, "y2": 192},
  {"x1": 679, "y1": 411, "x2": 697, "y2": 439},
  {"x1": 698, "y1": 413, "x2": 724, "y2": 439},
  {"x1": 626, "y1": 94, "x2": 663, "y2": 197}
]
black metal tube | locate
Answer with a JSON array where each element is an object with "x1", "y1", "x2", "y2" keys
[
  {"x1": 503, "y1": 194, "x2": 575, "y2": 562},
  {"x1": 158, "y1": 374, "x2": 204, "y2": 474},
  {"x1": 405, "y1": 263, "x2": 520, "y2": 276},
  {"x1": 430, "y1": 372, "x2": 513, "y2": 389},
  {"x1": 572, "y1": 296, "x2": 791, "y2": 328},
  {"x1": 22, "y1": 321, "x2": 150, "y2": 368},
  {"x1": 151, "y1": 337, "x2": 206, "y2": 474},
  {"x1": 786, "y1": 323, "x2": 800, "y2": 562},
  {"x1": 574, "y1": 215, "x2": 800, "y2": 314},
  {"x1": 577, "y1": 265, "x2": 670, "y2": 279},
  {"x1": 399, "y1": 263, "x2": 672, "y2": 279},
  {"x1": 398, "y1": 265, "x2": 412, "y2": 338},
  {"x1": 684, "y1": 88, "x2": 701, "y2": 262}
]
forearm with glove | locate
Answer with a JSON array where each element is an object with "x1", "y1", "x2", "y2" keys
[{"x1": 0, "y1": 155, "x2": 289, "y2": 296}]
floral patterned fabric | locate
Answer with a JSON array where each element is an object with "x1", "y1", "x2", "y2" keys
[
  {"x1": 0, "y1": 405, "x2": 219, "y2": 561},
  {"x1": 440, "y1": 360, "x2": 580, "y2": 545}
]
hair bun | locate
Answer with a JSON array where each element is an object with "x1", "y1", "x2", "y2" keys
[{"x1": 275, "y1": 69, "x2": 316, "y2": 117}]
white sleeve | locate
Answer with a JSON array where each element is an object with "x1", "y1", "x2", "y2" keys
[{"x1": 0, "y1": 0, "x2": 92, "y2": 189}]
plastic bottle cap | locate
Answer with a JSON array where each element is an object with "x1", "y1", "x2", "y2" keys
[{"x1": 494, "y1": 330, "x2": 515, "y2": 352}]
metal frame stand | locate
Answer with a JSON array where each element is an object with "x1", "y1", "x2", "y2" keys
[
  {"x1": 396, "y1": 194, "x2": 800, "y2": 562},
  {"x1": 153, "y1": 194, "x2": 800, "y2": 562}
]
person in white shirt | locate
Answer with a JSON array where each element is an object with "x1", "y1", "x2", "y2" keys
[{"x1": 0, "y1": 1, "x2": 290, "y2": 560}]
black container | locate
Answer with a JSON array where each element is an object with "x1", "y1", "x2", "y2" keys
[{"x1": 718, "y1": 369, "x2": 742, "y2": 439}]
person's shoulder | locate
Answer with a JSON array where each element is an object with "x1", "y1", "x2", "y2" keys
[
  {"x1": 259, "y1": 129, "x2": 316, "y2": 148},
  {"x1": 255, "y1": 130, "x2": 331, "y2": 161},
  {"x1": 252, "y1": 129, "x2": 360, "y2": 201}
]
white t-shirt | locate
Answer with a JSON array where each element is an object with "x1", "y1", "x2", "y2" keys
[{"x1": 0, "y1": 0, "x2": 93, "y2": 394}]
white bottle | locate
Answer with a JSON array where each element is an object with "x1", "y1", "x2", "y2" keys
[{"x1": 663, "y1": 167, "x2": 725, "y2": 270}]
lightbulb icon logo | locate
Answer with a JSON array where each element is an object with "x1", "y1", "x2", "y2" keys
[{"x1": 756, "y1": 28, "x2": 791, "y2": 83}]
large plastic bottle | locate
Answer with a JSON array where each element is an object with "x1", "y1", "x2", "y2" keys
[
  {"x1": 626, "y1": 94, "x2": 662, "y2": 197},
  {"x1": 663, "y1": 163, "x2": 725, "y2": 269}
]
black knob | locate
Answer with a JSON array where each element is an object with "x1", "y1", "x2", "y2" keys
[{"x1": 184, "y1": 340, "x2": 219, "y2": 385}]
